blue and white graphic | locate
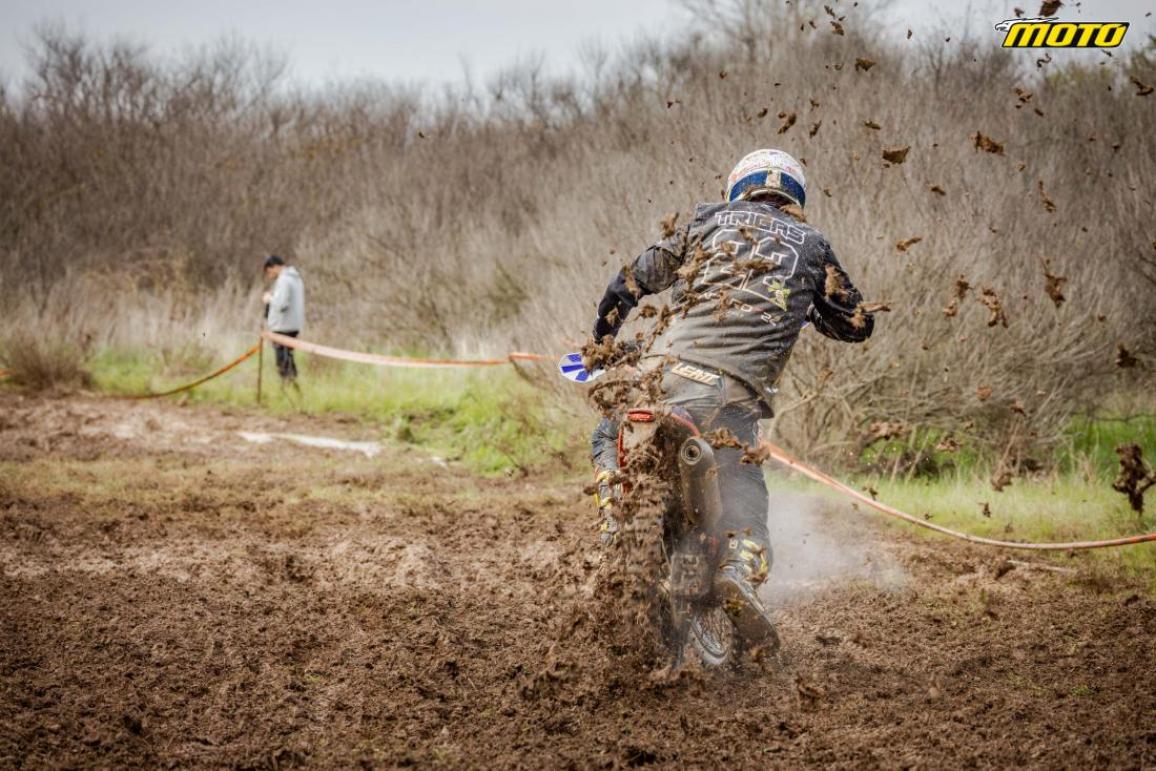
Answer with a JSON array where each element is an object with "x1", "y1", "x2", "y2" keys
[{"x1": 558, "y1": 352, "x2": 605, "y2": 383}]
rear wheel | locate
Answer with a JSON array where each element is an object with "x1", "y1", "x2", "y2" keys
[{"x1": 686, "y1": 604, "x2": 738, "y2": 668}]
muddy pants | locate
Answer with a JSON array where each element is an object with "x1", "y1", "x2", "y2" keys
[
  {"x1": 591, "y1": 364, "x2": 771, "y2": 565},
  {"x1": 272, "y1": 331, "x2": 299, "y2": 381}
]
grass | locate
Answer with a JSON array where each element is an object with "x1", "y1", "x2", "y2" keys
[
  {"x1": 865, "y1": 474, "x2": 1149, "y2": 544},
  {"x1": 770, "y1": 466, "x2": 1156, "y2": 582},
  {"x1": 1061, "y1": 414, "x2": 1156, "y2": 477},
  {"x1": 87, "y1": 343, "x2": 585, "y2": 476},
  {"x1": 855, "y1": 412, "x2": 1156, "y2": 487},
  {"x1": 783, "y1": 411, "x2": 1156, "y2": 580}
]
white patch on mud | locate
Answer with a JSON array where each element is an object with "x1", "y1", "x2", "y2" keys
[
  {"x1": 238, "y1": 431, "x2": 381, "y2": 458},
  {"x1": 761, "y1": 489, "x2": 908, "y2": 605},
  {"x1": 322, "y1": 538, "x2": 442, "y2": 591},
  {"x1": 519, "y1": 540, "x2": 564, "y2": 570}
]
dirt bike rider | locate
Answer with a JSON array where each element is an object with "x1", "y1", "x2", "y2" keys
[{"x1": 589, "y1": 148, "x2": 874, "y2": 646}]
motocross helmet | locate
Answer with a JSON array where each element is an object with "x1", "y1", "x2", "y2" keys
[{"x1": 725, "y1": 148, "x2": 807, "y2": 208}]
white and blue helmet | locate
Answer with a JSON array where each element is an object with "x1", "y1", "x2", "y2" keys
[{"x1": 725, "y1": 149, "x2": 807, "y2": 208}]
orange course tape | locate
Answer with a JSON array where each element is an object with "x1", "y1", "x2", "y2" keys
[
  {"x1": 757, "y1": 440, "x2": 1156, "y2": 552},
  {"x1": 114, "y1": 343, "x2": 262, "y2": 400},
  {"x1": 261, "y1": 331, "x2": 553, "y2": 368}
]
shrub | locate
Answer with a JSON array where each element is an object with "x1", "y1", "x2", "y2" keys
[{"x1": 0, "y1": 333, "x2": 93, "y2": 391}]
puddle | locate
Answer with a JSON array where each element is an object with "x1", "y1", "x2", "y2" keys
[{"x1": 237, "y1": 431, "x2": 381, "y2": 458}]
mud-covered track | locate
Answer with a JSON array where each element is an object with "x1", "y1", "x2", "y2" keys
[{"x1": 2, "y1": 394, "x2": 1154, "y2": 768}]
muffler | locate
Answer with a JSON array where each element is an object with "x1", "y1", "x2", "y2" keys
[{"x1": 677, "y1": 436, "x2": 724, "y2": 533}]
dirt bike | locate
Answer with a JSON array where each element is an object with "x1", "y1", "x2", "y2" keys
[{"x1": 562, "y1": 353, "x2": 774, "y2": 669}]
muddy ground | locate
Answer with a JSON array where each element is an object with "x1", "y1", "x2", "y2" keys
[{"x1": 1, "y1": 392, "x2": 1154, "y2": 769}]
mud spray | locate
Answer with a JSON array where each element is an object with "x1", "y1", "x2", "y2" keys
[{"x1": 759, "y1": 469, "x2": 909, "y2": 607}]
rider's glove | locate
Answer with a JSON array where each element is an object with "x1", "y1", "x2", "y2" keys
[{"x1": 592, "y1": 316, "x2": 616, "y2": 344}]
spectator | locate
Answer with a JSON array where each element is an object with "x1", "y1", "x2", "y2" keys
[{"x1": 262, "y1": 255, "x2": 305, "y2": 388}]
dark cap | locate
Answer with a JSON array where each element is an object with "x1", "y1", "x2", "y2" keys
[{"x1": 263, "y1": 255, "x2": 285, "y2": 269}]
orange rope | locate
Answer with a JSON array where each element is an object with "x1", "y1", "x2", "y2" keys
[
  {"x1": 756, "y1": 440, "x2": 1156, "y2": 551},
  {"x1": 113, "y1": 343, "x2": 262, "y2": 400},
  {"x1": 262, "y1": 331, "x2": 552, "y2": 368}
]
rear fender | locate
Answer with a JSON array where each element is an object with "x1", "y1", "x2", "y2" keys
[{"x1": 617, "y1": 409, "x2": 661, "y2": 467}]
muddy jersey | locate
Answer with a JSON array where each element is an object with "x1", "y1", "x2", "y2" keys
[{"x1": 593, "y1": 200, "x2": 873, "y2": 408}]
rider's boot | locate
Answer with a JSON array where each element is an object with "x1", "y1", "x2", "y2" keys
[
  {"x1": 713, "y1": 535, "x2": 779, "y2": 650},
  {"x1": 593, "y1": 469, "x2": 621, "y2": 546}
]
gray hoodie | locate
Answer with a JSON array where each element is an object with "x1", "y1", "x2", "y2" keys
[{"x1": 267, "y1": 266, "x2": 305, "y2": 333}]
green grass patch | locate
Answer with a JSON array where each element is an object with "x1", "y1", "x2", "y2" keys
[
  {"x1": 777, "y1": 467, "x2": 1156, "y2": 581},
  {"x1": 853, "y1": 413, "x2": 1156, "y2": 482},
  {"x1": 1061, "y1": 414, "x2": 1156, "y2": 478},
  {"x1": 89, "y1": 344, "x2": 585, "y2": 476}
]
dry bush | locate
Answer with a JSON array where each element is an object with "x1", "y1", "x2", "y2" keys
[
  {"x1": 1, "y1": 5, "x2": 1153, "y2": 465},
  {"x1": 0, "y1": 332, "x2": 92, "y2": 391}
]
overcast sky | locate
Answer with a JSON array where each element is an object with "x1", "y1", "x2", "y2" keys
[{"x1": 1, "y1": 0, "x2": 1152, "y2": 91}]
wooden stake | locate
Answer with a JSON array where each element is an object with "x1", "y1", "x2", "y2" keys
[{"x1": 256, "y1": 334, "x2": 264, "y2": 405}]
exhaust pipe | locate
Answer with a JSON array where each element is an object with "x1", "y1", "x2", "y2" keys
[{"x1": 678, "y1": 437, "x2": 724, "y2": 532}]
